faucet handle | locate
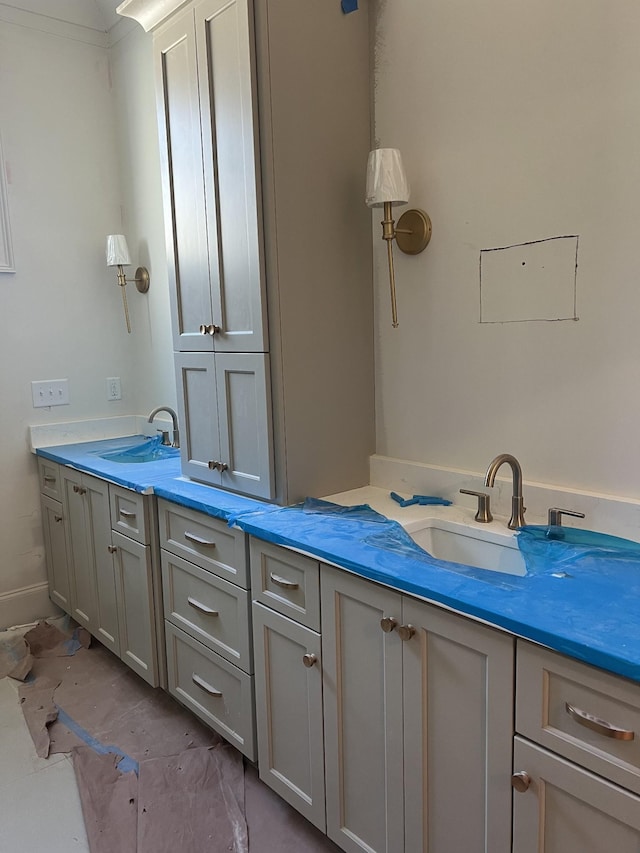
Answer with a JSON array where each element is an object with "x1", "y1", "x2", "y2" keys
[
  {"x1": 548, "y1": 507, "x2": 585, "y2": 527},
  {"x1": 157, "y1": 429, "x2": 171, "y2": 446},
  {"x1": 460, "y1": 489, "x2": 493, "y2": 523}
]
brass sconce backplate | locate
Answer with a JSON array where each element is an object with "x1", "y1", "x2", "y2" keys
[
  {"x1": 135, "y1": 267, "x2": 150, "y2": 293},
  {"x1": 395, "y1": 209, "x2": 432, "y2": 255}
]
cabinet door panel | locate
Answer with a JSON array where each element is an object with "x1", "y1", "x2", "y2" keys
[
  {"x1": 402, "y1": 599, "x2": 513, "y2": 853},
  {"x1": 86, "y1": 477, "x2": 120, "y2": 656},
  {"x1": 322, "y1": 565, "x2": 404, "y2": 853},
  {"x1": 253, "y1": 603, "x2": 325, "y2": 831},
  {"x1": 513, "y1": 737, "x2": 640, "y2": 853},
  {"x1": 62, "y1": 470, "x2": 95, "y2": 629},
  {"x1": 216, "y1": 352, "x2": 274, "y2": 499},
  {"x1": 175, "y1": 351, "x2": 221, "y2": 485},
  {"x1": 112, "y1": 532, "x2": 158, "y2": 687},
  {"x1": 40, "y1": 495, "x2": 70, "y2": 611},
  {"x1": 196, "y1": 0, "x2": 267, "y2": 352},
  {"x1": 155, "y1": 9, "x2": 214, "y2": 351}
]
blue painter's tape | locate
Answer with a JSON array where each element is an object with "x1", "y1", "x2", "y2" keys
[
  {"x1": 55, "y1": 705, "x2": 139, "y2": 775},
  {"x1": 341, "y1": 0, "x2": 358, "y2": 13}
]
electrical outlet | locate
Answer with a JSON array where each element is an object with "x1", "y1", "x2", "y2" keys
[
  {"x1": 106, "y1": 377, "x2": 122, "y2": 401},
  {"x1": 32, "y1": 379, "x2": 70, "y2": 408}
]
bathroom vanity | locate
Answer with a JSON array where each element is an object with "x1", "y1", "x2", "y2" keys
[{"x1": 35, "y1": 438, "x2": 640, "y2": 852}]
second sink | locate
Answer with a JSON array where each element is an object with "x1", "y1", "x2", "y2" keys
[{"x1": 404, "y1": 518, "x2": 526, "y2": 576}]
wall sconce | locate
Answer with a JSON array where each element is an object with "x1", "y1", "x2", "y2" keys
[
  {"x1": 365, "y1": 148, "x2": 432, "y2": 328},
  {"x1": 105, "y1": 234, "x2": 150, "y2": 334}
]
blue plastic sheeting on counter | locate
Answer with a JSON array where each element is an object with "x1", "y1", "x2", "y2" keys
[
  {"x1": 517, "y1": 525, "x2": 640, "y2": 574},
  {"x1": 36, "y1": 436, "x2": 182, "y2": 494},
  {"x1": 234, "y1": 501, "x2": 640, "y2": 683},
  {"x1": 154, "y1": 477, "x2": 271, "y2": 524}
]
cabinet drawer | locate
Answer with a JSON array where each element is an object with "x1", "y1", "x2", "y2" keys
[
  {"x1": 38, "y1": 458, "x2": 62, "y2": 500},
  {"x1": 517, "y1": 640, "x2": 640, "y2": 795},
  {"x1": 250, "y1": 539, "x2": 320, "y2": 630},
  {"x1": 165, "y1": 622, "x2": 255, "y2": 761},
  {"x1": 162, "y1": 551, "x2": 252, "y2": 672},
  {"x1": 109, "y1": 485, "x2": 149, "y2": 545},
  {"x1": 158, "y1": 499, "x2": 248, "y2": 587}
]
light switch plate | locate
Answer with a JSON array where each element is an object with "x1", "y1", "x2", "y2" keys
[{"x1": 31, "y1": 379, "x2": 69, "y2": 408}]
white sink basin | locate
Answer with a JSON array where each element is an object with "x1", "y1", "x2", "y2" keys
[{"x1": 404, "y1": 518, "x2": 527, "y2": 576}]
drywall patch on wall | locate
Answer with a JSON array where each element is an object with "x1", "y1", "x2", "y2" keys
[{"x1": 479, "y1": 235, "x2": 579, "y2": 323}]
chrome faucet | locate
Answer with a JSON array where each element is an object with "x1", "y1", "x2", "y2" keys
[
  {"x1": 147, "y1": 406, "x2": 180, "y2": 448},
  {"x1": 484, "y1": 453, "x2": 526, "y2": 530}
]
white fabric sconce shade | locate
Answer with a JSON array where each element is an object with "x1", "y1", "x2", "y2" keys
[
  {"x1": 106, "y1": 234, "x2": 131, "y2": 267},
  {"x1": 365, "y1": 148, "x2": 410, "y2": 208}
]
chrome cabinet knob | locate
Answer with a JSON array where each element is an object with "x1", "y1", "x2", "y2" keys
[
  {"x1": 511, "y1": 771, "x2": 532, "y2": 793},
  {"x1": 380, "y1": 616, "x2": 398, "y2": 633},
  {"x1": 397, "y1": 624, "x2": 416, "y2": 641},
  {"x1": 199, "y1": 324, "x2": 221, "y2": 336},
  {"x1": 302, "y1": 653, "x2": 317, "y2": 668}
]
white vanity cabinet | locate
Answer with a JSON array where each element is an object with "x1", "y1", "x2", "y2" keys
[
  {"x1": 158, "y1": 498, "x2": 256, "y2": 759},
  {"x1": 42, "y1": 465, "x2": 160, "y2": 687},
  {"x1": 61, "y1": 468, "x2": 120, "y2": 655},
  {"x1": 322, "y1": 565, "x2": 514, "y2": 853},
  {"x1": 38, "y1": 459, "x2": 70, "y2": 611},
  {"x1": 250, "y1": 539, "x2": 325, "y2": 831},
  {"x1": 513, "y1": 641, "x2": 640, "y2": 851}
]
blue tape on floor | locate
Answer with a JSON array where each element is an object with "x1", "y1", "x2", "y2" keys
[{"x1": 55, "y1": 705, "x2": 139, "y2": 775}]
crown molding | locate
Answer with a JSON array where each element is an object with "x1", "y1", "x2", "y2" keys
[{"x1": 116, "y1": 0, "x2": 191, "y2": 32}]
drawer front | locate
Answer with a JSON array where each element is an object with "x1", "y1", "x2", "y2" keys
[
  {"x1": 165, "y1": 622, "x2": 255, "y2": 760},
  {"x1": 250, "y1": 538, "x2": 320, "y2": 630},
  {"x1": 517, "y1": 640, "x2": 640, "y2": 795},
  {"x1": 158, "y1": 499, "x2": 248, "y2": 587},
  {"x1": 162, "y1": 551, "x2": 252, "y2": 672},
  {"x1": 38, "y1": 458, "x2": 62, "y2": 500},
  {"x1": 109, "y1": 485, "x2": 149, "y2": 545}
]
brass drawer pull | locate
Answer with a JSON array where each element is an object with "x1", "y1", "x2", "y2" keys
[
  {"x1": 187, "y1": 597, "x2": 219, "y2": 617},
  {"x1": 269, "y1": 572, "x2": 299, "y2": 590},
  {"x1": 43, "y1": 475, "x2": 56, "y2": 484},
  {"x1": 184, "y1": 531, "x2": 216, "y2": 548},
  {"x1": 192, "y1": 673, "x2": 222, "y2": 697},
  {"x1": 565, "y1": 702, "x2": 635, "y2": 741},
  {"x1": 119, "y1": 509, "x2": 136, "y2": 519}
]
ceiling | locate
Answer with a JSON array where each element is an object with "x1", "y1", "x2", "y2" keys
[{"x1": 5, "y1": 1, "x2": 124, "y2": 32}]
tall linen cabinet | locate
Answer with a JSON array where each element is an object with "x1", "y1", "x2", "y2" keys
[{"x1": 123, "y1": 0, "x2": 375, "y2": 504}]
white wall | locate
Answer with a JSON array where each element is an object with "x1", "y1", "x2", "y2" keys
[
  {"x1": 373, "y1": 0, "x2": 640, "y2": 499},
  {"x1": 0, "y1": 11, "x2": 173, "y2": 625}
]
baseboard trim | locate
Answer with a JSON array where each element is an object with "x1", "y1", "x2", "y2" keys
[{"x1": 0, "y1": 582, "x2": 61, "y2": 631}]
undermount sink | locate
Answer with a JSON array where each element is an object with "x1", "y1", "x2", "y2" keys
[
  {"x1": 404, "y1": 518, "x2": 527, "y2": 576},
  {"x1": 98, "y1": 440, "x2": 180, "y2": 464}
]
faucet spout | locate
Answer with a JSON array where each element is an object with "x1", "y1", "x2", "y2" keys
[
  {"x1": 147, "y1": 406, "x2": 180, "y2": 449},
  {"x1": 484, "y1": 453, "x2": 526, "y2": 530}
]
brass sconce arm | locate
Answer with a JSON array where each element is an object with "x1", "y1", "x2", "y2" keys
[{"x1": 379, "y1": 202, "x2": 432, "y2": 328}]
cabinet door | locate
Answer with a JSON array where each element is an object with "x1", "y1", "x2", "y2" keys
[
  {"x1": 112, "y1": 532, "x2": 158, "y2": 687},
  {"x1": 195, "y1": 0, "x2": 267, "y2": 353},
  {"x1": 86, "y1": 476, "x2": 120, "y2": 656},
  {"x1": 322, "y1": 565, "x2": 404, "y2": 853},
  {"x1": 215, "y1": 352, "x2": 274, "y2": 499},
  {"x1": 155, "y1": 8, "x2": 214, "y2": 352},
  {"x1": 40, "y1": 495, "x2": 70, "y2": 612},
  {"x1": 402, "y1": 598, "x2": 514, "y2": 853},
  {"x1": 174, "y1": 351, "x2": 222, "y2": 485},
  {"x1": 253, "y1": 602, "x2": 325, "y2": 831},
  {"x1": 62, "y1": 469, "x2": 96, "y2": 630},
  {"x1": 513, "y1": 737, "x2": 640, "y2": 852}
]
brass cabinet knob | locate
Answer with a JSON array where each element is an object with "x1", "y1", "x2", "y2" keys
[
  {"x1": 54, "y1": 515, "x2": 63, "y2": 523},
  {"x1": 199, "y1": 324, "x2": 221, "y2": 336},
  {"x1": 107, "y1": 545, "x2": 117, "y2": 554},
  {"x1": 397, "y1": 624, "x2": 416, "y2": 641},
  {"x1": 302, "y1": 653, "x2": 317, "y2": 668},
  {"x1": 380, "y1": 616, "x2": 398, "y2": 633},
  {"x1": 511, "y1": 771, "x2": 532, "y2": 793},
  {"x1": 208, "y1": 460, "x2": 229, "y2": 472}
]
